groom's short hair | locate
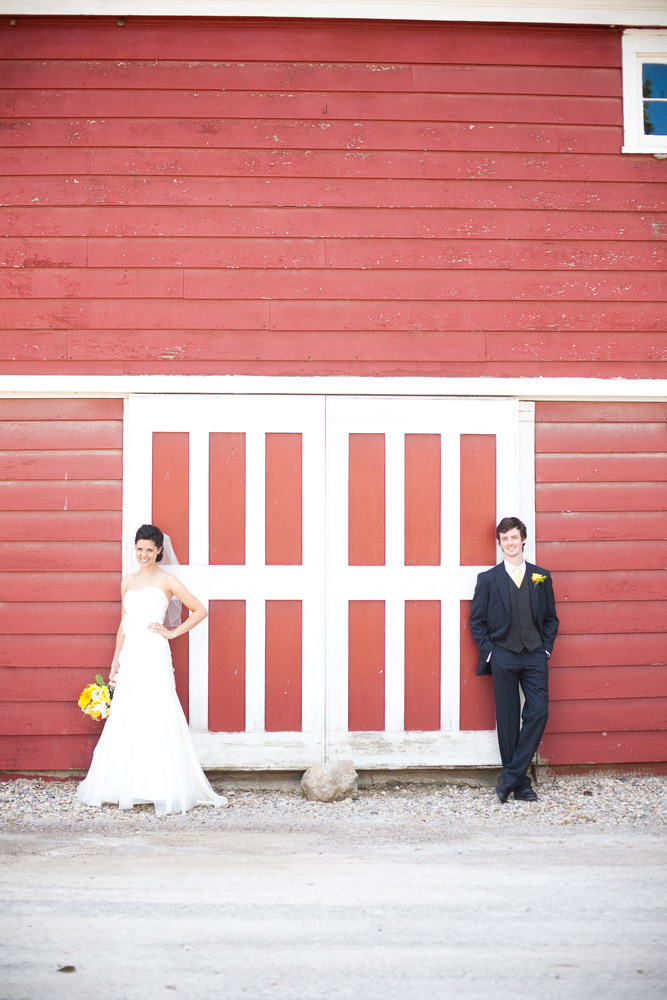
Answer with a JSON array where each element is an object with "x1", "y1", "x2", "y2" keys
[{"x1": 496, "y1": 516, "x2": 527, "y2": 542}]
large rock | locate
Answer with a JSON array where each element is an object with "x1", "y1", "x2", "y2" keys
[{"x1": 301, "y1": 760, "x2": 359, "y2": 803}]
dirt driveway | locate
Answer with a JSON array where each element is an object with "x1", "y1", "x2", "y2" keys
[{"x1": 1, "y1": 778, "x2": 666, "y2": 1000}]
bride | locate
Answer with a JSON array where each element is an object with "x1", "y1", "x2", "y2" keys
[{"x1": 77, "y1": 523, "x2": 227, "y2": 815}]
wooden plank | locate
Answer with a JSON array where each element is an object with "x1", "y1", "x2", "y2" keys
[
  {"x1": 1, "y1": 118, "x2": 143, "y2": 147},
  {"x1": 0, "y1": 572, "x2": 118, "y2": 602},
  {"x1": 405, "y1": 434, "x2": 440, "y2": 567},
  {"x1": 0, "y1": 146, "x2": 90, "y2": 174},
  {"x1": 537, "y1": 483, "x2": 667, "y2": 513},
  {"x1": 508, "y1": 241, "x2": 667, "y2": 270},
  {"x1": 265, "y1": 433, "x2": 302, "y2": 567},
  {"x1": 0, "y1": 451, "x2": 121, "y2": 480},
  {"x1": 0, "y1": 541, "x2": 121, "y2": 572},
  {"x1": 12, "y1": 90, "x2": 622, "y2": 127},
  {"x1": 67, "y1": 331, "x2": 486, "y2": 363},
  {"x1": 208, "y1": 600, "x2": 245, "y2": 733},
  {"x1": 0, "y1": 633, "x2": 117, "y2": 669},
  {"x1": 325, "y1": 239, "x2": 510, "y2": 271},
  {"x1": 184, "y1": 268, "x2": 667, "y2": 302},
  {"x1": 268, "y1": 301, "x2": 667, "y2": 334},
  {"x1": 348, "y1": 600, "x2": 385, "y2": 732},
  {"x1": 0, "y1": 734, "x2": 98, "y2": 770},
  {"x1": 536, "y1": 401, "x2": 667, "y2": 423},
  {"x1": 536, "y1": 454, "x2": 667, "y2": 484},
  {"x1": 536, "y1": 511, "x2": 667, "y2": 542},
  {"x1": 209, "y1": 433, "x2": 245, "y2": 566},
  {"x1": 0, "y1": 512, "x2": 121, "y2": 542},
  {"x1": 0, "y1": 267, "x2": 184, "y2": 299},
  {"x1": 0, "y1": 333, "x2": 67, "y2": 361},
  {"x1": 547, "y1": 697, "x2": 667, "y2": 734},
  {"x1": 0, "y1": 601, "x2": 119, "y2": 634},
  {"x1": 404, "y1": 600, "x2": 440, "y2": 732},
  {"x1": 0, "y1": 60, "x2": 620, "y2": 97},
  {"x1": 0, "y1": 118, "x2": 565, "y2": 153},
  {"x1": 88, "y1": 149, "x2": 667, "y2": 185},
  {"x1": 0, "y1": 399, "x2": 123, "y2": 421},
  {"x1": 460, "y1": 435, "x2": 496, "y2": 567},
  {"x1": 9, "y1": 206, "x2": 666, "y2": 241},
  {"x1": 556, "y1": 601, "x2": 667, "y2": 635},
  {"x1": 2, "y1": 299, "x2": 270, "y2": 331},
  {"x1": 0, "y1": 420, "x2": 122, "y2": 450},
  {"x1": 265, "y1": 600, "x2": 302, "y2": 733},
  {"x1": 1, "y1": 59, "x2": 413, "y2": 93},
  {"x1": 11, "y1": 177, "x2": 664, "y2": 214},
  {"x1": 0, "y1": 666, "x2": 113, "y2": 701},
  {"x1": 0, "y1": 237, "x2": 88, "y2": 267},
  {"x1": 536, "y1": 540, "x2": 667, "y2": 572},
  {"x1": 0, "y1": 22, "x2": 620, "y2": 67},
  {"x1": 326, "y1": 239, "x2": 667, "y2": 271},
  {"x1": 459, "y1": 600, "x2": 497, "y2": 731},
  {"x1": 536, "y1": 422, "x2": 667, "y2": 453},
  {"x1": 1, "y1": 700, "x2": 109, "y2": 737},
  {"x1": 549, "y1": 665, "x2": 667, "y2": 701},
  {"x1": 539, "y1": 731, "x2": 667, "y2": 765},
  {"x1": 552, "y1": 632, "x2": 666, "y2": 668},
  {"x1": 349, "y1": 434, "x2": 385, "y2": 567},
  {"x1": 88, "y1": 237, "x2": 326, "y2": 269},
  {"x1": 152, "y1": 432, "x2": 189, "y2": 564},
  {"x1": 0, "y1": 481, "x2": 122, "y2": 512},
  {"x1": 551, "y1": 570, "x2": 667, "y2": 603},
  {"x1": 487, "y1": 333, "x2": 667, "y2": 362}
]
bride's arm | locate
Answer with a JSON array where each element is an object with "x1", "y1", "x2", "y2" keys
[
  {"x1": 109, "y1": 580, "x2": 128, "y2": 681},
  {"x1": 148, "y1": 575, "x2": 207, "y2": 640}
]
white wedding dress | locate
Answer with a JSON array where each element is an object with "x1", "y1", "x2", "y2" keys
[{"x1": 77, "y1": 587, "x2": 225, "y2": 815}]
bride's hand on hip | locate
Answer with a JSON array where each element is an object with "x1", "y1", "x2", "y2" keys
[{"x1": 147, "y1": 621, "x2": 170, "y2": 637}]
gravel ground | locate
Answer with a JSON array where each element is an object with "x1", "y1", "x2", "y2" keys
[
  {"x1": 2, "y1": 774, "x2": 666, "y2": 1000},
  {"x1": 2, "y1": 773, "x2": 666, "y2": 838}
]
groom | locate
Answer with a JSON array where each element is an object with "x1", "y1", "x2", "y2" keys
[{"x1": 469, "y1": 516, "x2": 559, "y2": 803}]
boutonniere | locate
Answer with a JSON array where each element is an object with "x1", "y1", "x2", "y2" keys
[{"x1": 531, "y1": 573, "x2": 547, "y2": 586}]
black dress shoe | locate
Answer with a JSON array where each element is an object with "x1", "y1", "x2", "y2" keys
[
  {"x1": 514, "y1": 786, "x2": 538, "y2": 802},
  {"x1": 495, "y1": 777, "x2": 515, "y2": 804}
]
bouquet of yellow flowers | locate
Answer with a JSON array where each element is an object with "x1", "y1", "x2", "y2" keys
[{"x1": 78, "y1": 674, "x2": 113, "y2": 722}]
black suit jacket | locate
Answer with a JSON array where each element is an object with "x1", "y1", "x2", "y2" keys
[{"x1": 469, "y1": 561, "x2": 559, "y2": 676}]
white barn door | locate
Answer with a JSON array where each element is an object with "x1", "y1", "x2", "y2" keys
[{"x1": 124, "y1": 393, "x2": 527, "y2": 769}]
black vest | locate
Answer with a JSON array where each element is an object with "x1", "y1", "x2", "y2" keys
[{"x1": 496, "y1": 572, "x2": 542, "y2": 653}]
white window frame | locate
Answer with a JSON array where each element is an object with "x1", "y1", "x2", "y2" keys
[{"x1": 622, "y1": 29, "x2": 667, "y2": 155}]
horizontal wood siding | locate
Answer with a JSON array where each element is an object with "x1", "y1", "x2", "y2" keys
[
  {"x1": 0, "y1": 398, "x2": 123, "y2": 772},
  {"x1": 1, "y1": 17, "x2": 665, "y2": 377},
  {"x1": 536, "y1": 401, "x2": 667, "y2": 767}
]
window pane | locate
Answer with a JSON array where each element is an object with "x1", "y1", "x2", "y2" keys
[
  {"x1": 643, "y1": 100, "x2": 667, "y2": 136},
  {"x1": 642, "y1": 63, "x2": 667, "y2": 99}
]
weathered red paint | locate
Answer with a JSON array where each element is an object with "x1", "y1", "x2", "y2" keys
[
  {"x1": 536, "y1": 401, "x2": 667, "y2": 767},
  {"x1": 404, "y1": 600, "x2": 441, "y2": 731},
  {"x1": 209, "y1": 432, "x2": 246, "y2": 566},
  {"x1": 0, "y1": 19, "x2": 665, "y2": 380},
  {"x1": 404, "y1": 435, "x2": 441, "y2": 567},
  {"x1": 265, "y1": 600, "x2": 302, "y2": 732},
  {"x1": 208, "y1": 600, "x2": 246, "y2": 733},
  {"x1": 348, "y1": 434, "x2": 385, "y2": 567}
]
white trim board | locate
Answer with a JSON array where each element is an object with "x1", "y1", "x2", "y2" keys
[
  {"x1": 2, "y1": 1, "x2": 667, "y2": 27},
  {"x1": 0, "y1": 376, "x2": 665, "y2": 401}
]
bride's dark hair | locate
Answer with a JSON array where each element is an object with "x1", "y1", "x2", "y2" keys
[{"x1": 135, "y1": 523, "x2": 164, "y2": 562}]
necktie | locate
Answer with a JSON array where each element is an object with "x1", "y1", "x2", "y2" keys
[{"x1": 512, "y1": 567, "x2": 523, "y2": 588}]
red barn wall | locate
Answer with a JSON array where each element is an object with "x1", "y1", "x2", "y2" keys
[
  {"x1": 1, "y1": 16, "x2": 666, "y2": 379},
  {"x1": 535, "y1": 401, "x2": 667, "y2": 767},
  {"x1": 0, "y1": 398, "x2": 123, "y2": 771}
]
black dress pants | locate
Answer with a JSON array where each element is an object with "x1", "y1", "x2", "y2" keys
[{"x1": 490, "y1": 646, "x2": 549, "y2": 788}]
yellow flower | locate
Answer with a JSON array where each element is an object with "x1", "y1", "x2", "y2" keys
[
  {"x1": 531, "y1": 573, "x2": 547, "y2": 585},
  {"x1": 78, "y1": 685, "x2": 93, "y2": 708}
]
